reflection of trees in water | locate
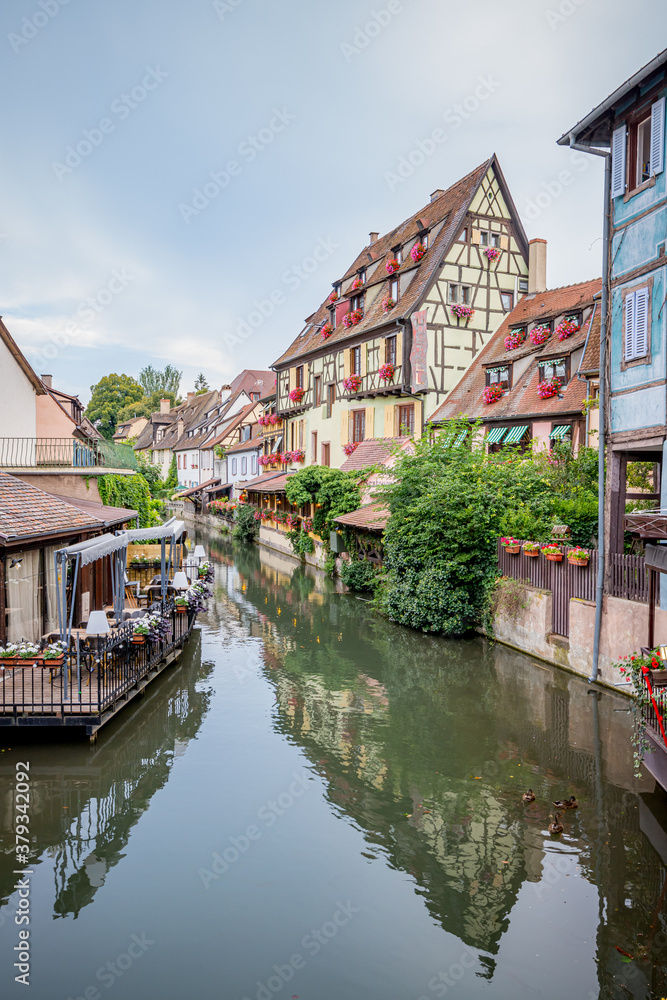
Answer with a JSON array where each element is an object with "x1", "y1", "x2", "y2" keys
[
  {"x1": 0, "y1": 634, "x2": 213, "y2": 920},
  {"x1": 203, "y1": 531, "x2": 667, "y2": 991}
]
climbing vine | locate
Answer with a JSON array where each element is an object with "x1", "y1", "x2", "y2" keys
[{"x1": 97, "y1": 474, "x2": 161, "y2": 529}]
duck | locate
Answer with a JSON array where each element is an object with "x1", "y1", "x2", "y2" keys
[
  {"x1": 548, "y1": 813, "x2": 564, "y2": 835},
  {"x1": 522, "y1": 789, "x2": 535, "y2": 803},
  {"x1": 553, "y1": 796, "x2": 578, "y2": 810}
]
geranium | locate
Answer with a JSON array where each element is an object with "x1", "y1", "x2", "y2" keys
[
  {"x1": 484, "y1": 246, "x2": 502, "y2": 262},
  {"x1": 321, "y1": 322, "x2": 333, "y2": 339},
  {"x1": 257, "y1": 415, "x2": 267, "y2": 426},
  {"x1": 541, "y1": 544, "x2": 562, "y2": 556},
  {"x1": 379, "y1": 363, "x2": 395, "y2": 380},
  {"x1": 343, "y1": 375, "x2": 362, "y2": 392},
  {"x1": 568, "y1": 546, "x2": 589, "y2": 561},
  {"x1": 452, "y1": 303, "x2": 474, "y2": 320},
  {"x1": 537, "y1": 377, "x2": 561, "y2": 399},
  {"x1": 288, "y1": 387, "x2": 305, "y2": 403},
  {"x1": 556, "y1": 318, "x2": 580, "y2": 341},
  {"x1": 351, "y1": 277, "x2": 363, "y2": 290},
  {"x1": 530, "y1": 324, "x2": 551, "y2": 346},
  {"x1": 385, "y1": 258, "x2": 400, "y2": 274},
  {"x1": 42, "y1": 640, "x2": 67, "y2": 660},
  {"x1": 342, "y1": 308, "x2": 363, "y2": 329},
  {"x1": 483, "y1": 385, "x2": 503, "y2": 404},
  {"x1": 523, "y1": 541, "x2": 540, "y2": 553},
  {"x1": 290, "y1": 450, "x2": 305, "y2": 463},
  {"x1": 382, "y1": 297, "x2": 396, "y2": 313},
  {"x1": 269, "y1": 413, "x2": 279, "y2": 425},
  {"x1": 504, "y1": 329, "x2": 526, "y2": 351},
  {"x1": 410, "y1": 242, "x2": 427, "y2": 262},
  {"x1": 343, "y1": 442, "x2": 359, "y2": 456},
  {"x1": 328, "y1": 291, "x2": 338, "y2": 303},
  {"x1": 500, "y1": 536, "x2": 521, "y2": 547},
  {"x1": 302, "y1": 517, "x2": 314, "y2": 532}
]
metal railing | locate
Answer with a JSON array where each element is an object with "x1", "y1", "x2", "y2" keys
[{"x1": 0, "y1": 437, "x2": 138, "y2": 470}]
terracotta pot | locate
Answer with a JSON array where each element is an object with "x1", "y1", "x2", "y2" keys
[
  {"x1": 7, "y1": 659, "x2": 38, "y2": 667},
  {"x1": 39, "y1": 656, "x2": 64, "y2": 667},
  {"x1": 650, "y1": 668, "x2": 667, "y2": 685},
  {"x1": 524, "y1": 550, "x2": 539, "y2": 557},
  {"x1": 0, "y1": 658, "x2": 19, "y2": 666},
  {"x1": 175, "y1": 605, "x2": 187, "y2": 614},
  {"x1": 568, "y1": 556, "x2": 589, "y2": 567},
  {"x1": 132, "y1": 635, "x2": 146, "y2": 645},
  {"x1": 504, "y1": 546, "x2": 520, "y2": 555},
  {"x1": 545, "y1": 553, "x2": 563, "y2": 562}
]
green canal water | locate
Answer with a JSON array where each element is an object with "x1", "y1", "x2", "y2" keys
[{"x1": 1, "y1": 534, "x2": 667, "y2": 999}]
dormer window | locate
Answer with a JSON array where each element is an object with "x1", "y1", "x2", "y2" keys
[
  {"x1": 486, "y1": 365, "x2": 511, "y2": 392},
  {"x1": 358, "y1": 268, "x2": 366, "y2": 285},
  {"x1": 392, "y1": 246, "x2": 402, "y2": 264},
  {"x1": 538, "y1": 357, "x2": 569, "y2": 386},
  {"x1": 418, "y1": 231, "x2": 429, "y2": 249},
  {"x1": 350, "y1": 293, "x2": 364, "y2": 315},
  {"x1": 389, "y1": 277, "x2": 399, "y2": 302}
]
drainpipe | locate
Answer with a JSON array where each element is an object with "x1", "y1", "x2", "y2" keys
[{"x1": 566, "y1": 136, "x2": 611, "y2": 682}]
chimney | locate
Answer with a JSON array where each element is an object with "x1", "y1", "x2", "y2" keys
[
  {"x1": 41, "y1": 375, "x2": 53, "y2": 388},
  {"x1": 187, "y1": 391, "x2": 195, "y2": 401},
  {"x1": 369, "y1": 231, "x2": 379, "y2": 244},
  {"x1": 160, "y1": 398, "x2": 171, "y2": 414},
  {"x1": 430, "y1": 189, "x2": 445, "y2": 202},
  {"x1": 528, "y1": 239, "x2": 547, "y2": 294}
]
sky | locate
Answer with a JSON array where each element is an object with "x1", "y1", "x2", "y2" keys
[{"x1": 1, "y1": 0, "x2": 666, "y2": 405}]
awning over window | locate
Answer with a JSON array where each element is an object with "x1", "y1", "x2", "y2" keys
[
  {"x1": 550, "y1": 424, "x2": 571, "y2": 440},
  {"x1": 453, "y1": 430, "x2": 468, "y2": 448},
  {"x1": 486, "y1": 427, "x2": 507, "y2": 445},
  {"x1": 504, "y1": 425, "x2": 529, "y2": 445}
]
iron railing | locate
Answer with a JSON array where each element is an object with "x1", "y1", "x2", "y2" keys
[{"x1": 0, "y1": 437, "x2": 138, "y2": 470}]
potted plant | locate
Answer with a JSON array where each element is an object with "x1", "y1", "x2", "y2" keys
[
  {"x1": 504, "y1": 329, "x2": 526, "y2": 351},
  {"x1": 483, "y1": 385, "x2": 503, "y2": 404},
  {"x1": 132, "y1": 621, "x2": 149, "y2": 644},
  {"x1": 0, "y1": 643, "x2": 20, "y2": 666},
  {"x1": 501, "y1": 536, "x2": 521, "y2": 555},
  {"x1": 40, "y1": 641, "x2": 67, "y2": 666},
  {"x1": 379, "y1": 363, "x2": 395, "y2": 381},
  {"x1": 288, "y1": 387, "x2": 305, "y2": 404},
  {"x1": 567, "y1": 546, "x2": 590, "y2": 566},
  {"x1": 382, "y1": 297, "x2": 396, "y2": 313},
  {"x1": 343, "y1": 375, "x2": 362, "y2": 392},
  {"x1": 351, "y1": 277, "x2": 363, "y2": 290},
  {"x1": 541, "y1": 544, "x2": 563, "y2": 562},
  {"x1": 410, "y1": 242, "x2": 427, "y2": 262},
  {"x1": 342, "y1": 309, "x2": 363, "y2": 329},
  {"x1": 523, "y1": 541, "x2": 540, "y2": 557},
  {"x1": 328, "y1": 291, "x2": 338, "y2": 303},
  {"x1": 451, "y1": 303, "x2": 474, "y2": 321},
  {"x1": 484, "y1": 246, "x2": 501, "y2": 262},
  {"x1": 385, "y1": 258, "x2": 400, "y2": 274},
  {"x1": 174, "y1": 596, "x2": 188, "y2": 614},
  {"x1": 530, "y1": 324, "x2": 551, "y2": 346},
  {"x1": 537, "y1": 377, "x2": 561, "y2": 400},
  {"x1": 343, "y1": 442, "x2": 359, "y2": 456},
  {"x1": 321, "y1": 322, "x2": 333, "y2": 339},
  {"x1": 556, "y1": 318, "x2": 580, "y2": 341}
]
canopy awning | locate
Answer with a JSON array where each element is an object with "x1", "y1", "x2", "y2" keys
[
  {"x1": 56, "y1": 533, "x2": 128, "y2": 566},
  {"x1": 453, "y1": 429, "x2": 468, "y2": 448},
  {"x1": 121, "y1": 519, "x2": 185, "y2": 542},
  {"x1": 504, "y1": 425, "x2": 529, "y2": 445},
  {"x1": 486, "y1": 427, "x2": 507, "y2": 445},
  {"x1": 550, "y1": 424, "x2": 571, "y2": 440}
]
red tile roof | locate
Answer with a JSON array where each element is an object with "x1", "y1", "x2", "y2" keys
[
  {"x1": 225, "y1": 433, "x2": 262, "y2": 455},
  {"x1": 0, "y1": 473, "x2": 102, "y2": 542},
  {"x1": 45, "y1": 493, "x2": 137, "y2": 527},
  {"x1": 335, "y1": 503, "x2": 388, "y2": 532},
  {"x1": 340, "y1": 437, "x2": 411, "y2": 471},
  {"x1": 176, "y1": 478, "x2": 221, "y2": 499},
  {"x1": 244, "y1": 471, "x2": 294, "y2": 493}
]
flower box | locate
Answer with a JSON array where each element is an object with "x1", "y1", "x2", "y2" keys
[
  {"x1": 382, "y1": 297, "x2": 396, "y2": 313},
  {"x1": 343, "y1": 375, "x2": 362, "y2": 392},
  {"x1": 175, "y1": 604, "x2": 187, "y2": 614},
  {"x1": 351, "y1": 277, "x2": 363, "y2": 290},
  {"x1": 321, "y1": 322, "x2": 333, "y2": 339},
  {"x1": 410, "y1": 242, "x2": 427, "y2": 262},
  {"x1": 39, "y1": 655, "x2": 64, "y2": 667},
  {"x1": 483, "y1": 385, "x2": 503, "y2": 405},
  {"x1": 537, "y1": 377, "x2": 561, "y2": 399},
  {"x1": 385, "y1": 258, "x2": 400, "y2": 274},
  {"x1": 556, "y1": 318, "x2": 580, "y2": 341},
  {"x1": 504, "y1": 329, "x2": 526, "y2": 351},
  {"x1": 484, "y1": 246, "x2": 501, "y2": 262},
  {"x1": 288, "y1": 387, "x2": 305, "y2": 404},
  {"x1": 342, "y1": 309, "x2": 363, "y2": 329},
  {"x1": 523, "y1": 543, "x2": 540, "y2": 557},
  {"x1": 378, "y1": 363, "x2": 395, "y2": 381},
  {"x1": 567, "y1": 546, "x2": 589, "y2": 566},
  {"x1": 530, "y1": 324, "x2": 551, "y2": 346},
  {"x1": 328, "y1": 291, "x2": 338, "y2": 303},
  {"x1": 568, "y1": 555, "x2": 589, "y2": 566},
  {"x1": 501, "y1": 537, "x2": 521, "y2": 554},
  {"x1": 451, "y1": 303, "x2": 474, "y2": 321},
  {"x1": 542, "y1": 545, "x2": 563, "y2": 561}
]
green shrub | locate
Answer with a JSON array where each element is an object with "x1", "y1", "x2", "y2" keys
[
  {"x1": 341, "y1": 559, "x2": 377, "y2": 592},
  {"x1": 233, "y1": 503, "x2": 259, "y2": 543},
  {"x1": 98, "y1": 474, "x2": 161, "y2": 529},
  {"x1": 287, "y1": 528, "x2": 315, "y2": 559}
]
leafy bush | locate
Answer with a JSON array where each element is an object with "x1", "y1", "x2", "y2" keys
[
  {"x1": 98, "y1": 474, "x2": 161, "y2": 528},
  {"x1": 285, "y1": 467, "x2": 361, "y2": 537},
  {"x1": 341, "y1": 559, "x2": 377, "y2": 592},
  {"x1": 233, "y1": 502, "x2": 259, "y2": 543},
  {"x1": 287, "y1": 528, "x2": 315, "y2": 559}
]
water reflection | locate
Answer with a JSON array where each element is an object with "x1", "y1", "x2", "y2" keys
[
  {"x1": 220, "y1": 537, "x2": 667, "y2": 998},
  {"x1": 0, "y1": 633, "x2": 213, "y2": 921}
]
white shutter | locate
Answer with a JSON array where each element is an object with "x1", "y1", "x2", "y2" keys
[
  {"x1": 611, "y1": 125, "x2": 627, "y2": 198},
  {"x1": 624, "y1": 292, "x2": 635, "y2": 360},
  {"x1": 634, "y1": 287, "x2": 649, "y2": 357},
  {"x1": 651, "y1": 97, "x2": 665, "y2": 176}
]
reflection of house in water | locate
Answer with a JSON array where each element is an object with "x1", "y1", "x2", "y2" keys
[{"x1": 0, "y1": 633, "x2": 212, "y2": 920}]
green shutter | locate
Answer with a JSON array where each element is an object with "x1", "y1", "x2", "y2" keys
[
  {"x1": 486, "y1": 427, "x2": 507, "y2": 445},
  {"x1": 550, "y1": 425, "x2": 571, "y2": 440},
  {"x1": 504, "y1": 425, "x2": 529, "y2": 445}
]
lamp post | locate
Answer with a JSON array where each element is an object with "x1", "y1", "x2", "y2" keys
[
  {"x1": 85, "y1": 610, "x2": 111, "y2": 696},
  {"x1": 193, "y1": 544, "x2": 206, "y2": 565}
]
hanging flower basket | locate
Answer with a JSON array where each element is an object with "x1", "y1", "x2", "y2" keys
[
  {"x1": 556, "y1": 318, "x2": 580, "y2": 341},
  {"x1": 567, "y1": 546, "x2": 590, "y2": 566},
  {"x1": 379, "y1": 363, "x2": 395, "y2": 381},
  {"x1": 537, "y1": 377, "x2": 561, "y2": 399},
  {"x1": 288, "y1": 387, "x2": 305, "y2": 404},
  {"x1": 342, "y1": 308, "x2": 363, "y2": 329},
  {"x1": 410, "y1": 242, "x2": 427, "y2": 262},
  {"x1": 343, "y1": 375, "x2": 362, "y2": 392},
  {"x1": 484, "y1": 246, "x2": 502, "y2": 263},
  {"x1": 257, "y1": 415, "x2": 267, "y2": 426},
  {"x1": 504, "y1": 329, "x2": 526, "y2": 351},
  {"x1": 269, "y1": 413, "x2": 280, "y2": 426},
  {"x1": 343, "y1": 442, "x2": 359, "y2": 456},
  {"x1": 382, "y1": 297, "x2": 396, "y2": 313},
  {"x1": 385, "y1": 258, "x2": 400, "y2": 274},
  {"x1": 530, "y1": 324, "x2": 551, "y2": 346},
  {"x1": 451, "y1": 303, "x2": 474, "y2": 321},
  {"x1": 523, "y1": 542, "x2": 540, "y2": 557},
  {"x1": 351, "y1": 277, "x2": 363, "y2": 290},
  {"x1": 483, "y1": 385, "x2": 503, "y2": 404},
  {"x1": 321, "y1": 322, "x2": 333, "y2": 339},
  {"x1": 501, "y1": 536, "x2": 521, "y2": 554},
  {"x1": 328, "y1": 291, "x2": 338, "y2": 303},
  {"x1": 541, "y1": 544, "x2": 563, "y2": 562}
]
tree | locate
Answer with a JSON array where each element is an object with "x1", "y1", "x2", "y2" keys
[
  {"x1": 194, "y1": 372, "x2": 210, "y2": 394},
  {"x1": 139, "y1": 364, "x2": 182, "y2": 397},
  {"x1": 116, "y1": 390, "x2": 179, "y2": 425},
  {"x1": 86, "y1": 374, "x2": 144, "y2": 438},
  {"x1": 165, "y1": 455, "x2": 178, "y2": 492}
]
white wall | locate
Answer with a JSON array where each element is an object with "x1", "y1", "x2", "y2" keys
[{"x1": 0, "y1": 337, "x2": 37, "y2": 437}]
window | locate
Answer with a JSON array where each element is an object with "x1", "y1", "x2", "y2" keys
[
  {"x1": 241, "y1": 457, "x2": 247, "y2": 475},
  {"x1": 518, "y1": 278, "x2": 529, "y2": 294},
  {"x1": 177, "y1": 455, "x2": 181, "y2": 469},
  {"x1": 314, "y1": 375, "x2": 322, "y2": 406},
  {"x1": 623, "y1": 285, "x2": 650, "y2": 361},
  {"x1": 231, "y1": 458, "x2": 238, "y2": 475},
  {"x1": 322, "y1": 442, "x2": 330, "y2": 467},
  {"x1": 612, "y1": 98, "x2": 665, "y2": 197},
  {"x1": 398, "y1": 405, "x2": 415, "y2": 436},
  {"x1": 419, "y1": 231, "x2": 429, "y2": 249},
  {"x1": 479, "y1": 231, "x2": 500, "y2": 247},
  {"x1": 358, "y1": 268, "x2": 366, "y2": 285},
  {"x1": 330, "y1": 305, "x2": 337, "y2": 329},
  {"x1": 250, "y1": 392, "x2": 260, "y2": 401},
  {"x1": 295, "y1": 366, "x2": 304, "y2": 389},
  {"x1": 385, "y1": 336, "x2": 397, "y2": 366},
  {"x1": 449, "y1": 283, "x2": 471, "y2": 305},
  {"x1": 460, "y1": 227, "x2": 468, "y2": 242},
  {"x1": 251, "y1": 455, "x2": 257, "y2": 474},
  {"x1": 351, "y1": 346, "x2": 361, "y2": 375},
  {"x1": 352, "y1": 409, "x2": 365, "y2": 443},
  {"x1": 486, "y1": 366, "x2": 511, "y2": 391},
  {"x1": 351, "y1": 294, "x2": 364, "y2": 315},
  {"x1": 311, "y1": 431, "x2": 317, "y2": 463},
  {"x1": 326, "y1": 383, "x2": 335, "y2": 419},
  {"x1": 538, "y1": 357, "x2": 569, "y2": 385},
  {"x1": 333, "y1": 282, "x2": 342, "y2": 298},
  {"x1": 393, "y1": 245, "x2": 402, "y2": 264},
  {"x1": 390, "y1": 277, "x2": 399, "y2": 302},
  {"x1": 241, "y1": 425, "x2": 251, "y2": 442},
  {"x1": 501, "y1": 291, "x2": 514, "y2": 312}
]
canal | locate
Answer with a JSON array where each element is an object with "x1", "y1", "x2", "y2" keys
[{"x1": 1, "y1": 533, "x2": 667, "y2": 999}]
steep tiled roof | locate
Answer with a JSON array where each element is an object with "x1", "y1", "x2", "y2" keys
[
  {"x1": 176, "y1": 478, "x2": 221, "y2": 498},
  {"x1": 225, "y1": 433, "x2": 262, "y2": 455},
  {"x1": 335, "y1": 502, "x2": 388, "y2": 532},
  {"x1": 340, "y1": 437, "x2": 410, "y2": 472},
  {"x1": 244, "y1": 471, "x2": 294, "y2": 493},
  {"x1": 580, "y1": 309, "x2": 601, "y2": 374},
  {"x1": 228, "y1": 370, "x2": 275, "y2": 398},
  {"x1": 205, "y1": 402, "x2": 258, "y2": 450},
  {"x1": 273, "y1": 157, "x2": 525, "y2": 368},
  {"x1": 432, "y1": 280, "x2": 601, "y2": 424},
  {"x1": 45, "y1": 493, "x2": 137, "y2": 527},
  {"x1": 0, "y1": 473, "x2": 101, "y2": 542}
]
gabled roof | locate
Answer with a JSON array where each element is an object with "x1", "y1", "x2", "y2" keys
[
  {"x1": 243, "y1": 471, "x2": 293, "y2": 492},
  {"x1": 272, "y1": 155, "x2": 528, "y2": 368},
  {"x1": 225, "y1": 432, "x2": 262, "y2": 455},
  {"x1": 204, "y1": 401, "x2": 258, "y2": 450},
  {"x1": 339, "y1": 437, "x2": 411, "y2": 472},
  {"x1": 335, "y1": 502, "x2": 388, "y2": 532},
  {"x1": 175, "y1": 478, "x2": 221, "y2": 499},
  {"x1": 0, "y1": 319, "x2": 44, "y2": 394},
  {"x1": 45, "y1": 493, "x2": 137, "y2": 528},
  {"x1": 431, "y1": 279, "x2": 601, "y2": 424},
  {"x1": 227, "y1": 370, "x2": 275, "y2": 398},
  {"x1": 0, "y1": 472, "x2": 101, "y2": 542}
]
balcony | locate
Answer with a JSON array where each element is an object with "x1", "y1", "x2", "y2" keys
[{"x1": 0, "y1": 437, "x2": 138, "y2": 471}]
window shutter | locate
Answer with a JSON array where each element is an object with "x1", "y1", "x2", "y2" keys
[
  {"x1": 634, "y1": 287, "x2": 649, "y2": 357},
  {"x1": 500, "y1": 234, "x2": 509, "y2": 251},
  {"x1": 341, "y1": 409, "x2": 349, "y2": 446},
  {"x1": 365, "y1": 406, "x2": 374, "y2": 439},
  {"x1": 624, "y1": 292, "x2": 635, "y2": 361},
  {"x1": 651, "y1": 97, "x2": 665, "y2": 176},
  {"x1": 611, "y1": 125, "x2": 627, "y2": 198},
  {"x1": 471, "y1": 229, "x2": 480, "y2": 245},
  {"x1": 384, "y1": 404, "x2": 395, "y2": 438},
  {"x1": 343, "y1": 350, "x2": 351, "y2": 379}
]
